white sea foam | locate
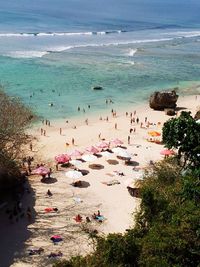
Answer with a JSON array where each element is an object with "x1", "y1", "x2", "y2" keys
[
  {"x1": 128, "y1": 48, "x2": 137, "y2": 57},
  {"x1": 4, "y1": 50, "x2": 49, "y2": 58},
  {"x1": 0, "y1": 30, "x2": 123, "y2": 38},
  {"x1": 164, "y1": 31, "x2": 200, "y2": 38}
]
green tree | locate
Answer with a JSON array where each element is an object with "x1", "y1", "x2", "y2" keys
[
  {"x1": 0, "y1": 87, "x2": 36, "y2": 191},
  {"x1": 162, "y1": 111, "x2": 200, "y2": 168}
]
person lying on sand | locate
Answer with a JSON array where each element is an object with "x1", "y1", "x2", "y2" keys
[
  {"x1": 28, "y1": 247, "x2": 44, "y2": 255},
  {"x1": 48, "y1": 251, "x2": 63, "y2": 258},
  {"x1": 44, "y1": 207, "x2": 58, "y2": 212},
  {"x1": 74, "y1": 214, "x2": 82, "y2": 222}
]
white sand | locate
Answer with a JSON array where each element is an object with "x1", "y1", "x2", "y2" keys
[{"x1": 10, "y1": 95, "x2": 199, "y2": 266}]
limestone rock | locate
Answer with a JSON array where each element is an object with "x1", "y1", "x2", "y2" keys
[
  {"x1": 194, "y1": 110, "x2": 200, "y2": 120},
  {"x1": 164, "y1": 108, "x2": 176, "y2": 116},
  {"x1": 149, "y1": 90, "x2": 179, "y2": 110}
]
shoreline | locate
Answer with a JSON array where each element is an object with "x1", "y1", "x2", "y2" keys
[{"x1": 30, "y1": 93, "x2": 198, "y2": 163}]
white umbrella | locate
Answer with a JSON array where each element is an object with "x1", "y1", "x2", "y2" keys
[
  {"x1": 124, "y1": 178, "x2": 135, "y2": 187},
  {"x1": 81, "y1": 154, "x2": 97, "y2": 162},
  {"x1": 196, "y1": 119, "x2": 200, "y2": 124},
  {"x1": 117, "y1": 150, "x2": 132, "y2": 159},
  {"x1": 65, "y1": 170, "x2": 83, "y2": 179},
  {"x1": 69, "y1": 160, "x2": 82, "y2": 166},
  {"x1": 132, "y1": 170, "x2": 144, "y2": 180},
  {"x1": 112, "y1": 147, "x2": 126, "y2": 154},
  {"x1": 100, "y1": 151, "x2": 114, "y2": 158},
  {"x1": 124, "y1": 178, "x2": 141, "y2": 188}
]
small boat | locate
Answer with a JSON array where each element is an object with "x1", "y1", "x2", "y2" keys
[{"x1": 92, "y1": 86, "x2": 103, "y2": 90}]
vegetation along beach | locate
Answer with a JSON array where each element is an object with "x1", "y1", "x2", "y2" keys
[{"x1": 0, "y1": 0, "x2": 200, "y2": 266}]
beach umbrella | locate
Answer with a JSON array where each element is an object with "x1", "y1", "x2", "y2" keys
[
  {"x1": 85, "y1": 146, "x2": 100, "y2": 154},
  {"x1": 69, "y1": 150, "x2": 82, "y2": 159},
  {"x1": 110, "y1": 138, "x2": 123, "y2": 147},
  {"x1": 65, "y1": 170, "x2": 83, "y2": 180},
  {"x1": 112, "y1": 147, "x2": 126, "y2": 154},
  {"x1": 117, "y1": 150, "x2": 132, "y2": 159},
  {"x1": 148, "y1": 131, "x2": 161, "y2": 137},
  {"x1": 160, "y1": 149, "x2": 175, "y2": 156},
  {"x1": 55, "y1": 154, "x2": 71, "y2": 163},
  {"x1": 82, "y1": 154, "x2": 97, "y2": 162},
  {"x1": 124, "y1": 179, "x2": 141, "y2": 188},
  {"x1": 32, "y1": 166, "x2": 49, "y2": 176},
  {"x1": 69, "y1": 159, "x2": 82, "y2": 166},
  {"x1": 100, "y1": 151, "x2": 114, "y2": 158},
  {"x1": 196, "y1": 119, "x2": 200, "y2": 124},
  {"x1": 96, "y1": 141, "x2": 110, "y2": 150}
]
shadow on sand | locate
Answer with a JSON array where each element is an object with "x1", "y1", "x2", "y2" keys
[
  {"x1": 0, "y1": 178, "x2": 36, "y2": 267},
  {"x1": 41, "y1": 177, "x2": 58, "y2": 184}
]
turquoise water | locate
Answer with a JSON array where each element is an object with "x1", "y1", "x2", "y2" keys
[{"x1": 0, "y1": 1, "x2": 200, "y2": 119}]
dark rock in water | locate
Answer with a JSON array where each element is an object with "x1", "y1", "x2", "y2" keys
[
  {"x1": 149, "y1": 90, "x2": 178, "y2": 110},
  {"x1": 164, "y1": 108, "x2": 176, "y2": 116},
  {"x1": 92, "y1": 86, "x2": 103, "y2": 90},
  {"x1": 194, "y1": 110, "x2": 200, "y2": 120}
]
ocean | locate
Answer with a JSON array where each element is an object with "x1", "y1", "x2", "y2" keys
[{"x1": 0, "y1": 0, "x2": 200, "y2": 119}]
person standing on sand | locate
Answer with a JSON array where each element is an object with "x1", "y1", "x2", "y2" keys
[
  {"x1": 115, "y1": 123, "x2": 117, "y2": 130},
  {"x1": 72, "y1": 138, "x2": 75, "y2": 146},
  {"x1": 43, "y1": 130, "x2": 46, "y2": 136},
  {"x1": 41, "y1": 128, "x2": 43, "y2": 135},
  {"x1": 30, "y1": 143, "x2": 33, "y2": 151},
  {"x1": 128, "y1": 135, "x2": 130, "y2": 145},
  {"x1": 59, "y1": 128, "x2": 62, "y2": 135},
  {"x1": 98, "y1": 133, "x2": 101, "y2": 140}
]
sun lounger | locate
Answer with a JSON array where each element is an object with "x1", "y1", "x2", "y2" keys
[{"x1": 102, "y1": 179, "x2": 120, "y2": 186}]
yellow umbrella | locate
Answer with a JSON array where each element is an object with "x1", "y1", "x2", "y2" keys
[{"x1": 148, "y1": 131, "x2": 161, "y2": 137}]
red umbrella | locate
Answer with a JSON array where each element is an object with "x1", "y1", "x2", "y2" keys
[
  {"x1": 110, "y1": 138, "x2": 123, "y2": 147},
  {"x1": 55, "y1": 154, "x2": 71, "y2": 163},
  {"x1": 160, "y1": 149, "x2": 175, "y2": 156},
  {"x1": 69, "y1": 150, "x2": 82, "y2": 159},
  {"x1": 96, "y1": 141, "x2": 110, "y2": 150},
  {"x1": 85, "y1": 146, "x2": 100, "y2": 154},
  {"x1": 32, "y1": 166, "x2": 49, "y2": 176}
]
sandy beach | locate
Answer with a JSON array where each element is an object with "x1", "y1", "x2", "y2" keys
[{"x1": 4, "y1": 94, "x2": 199, "y2": 267}]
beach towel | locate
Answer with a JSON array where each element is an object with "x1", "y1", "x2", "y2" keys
[
  {"x1": 50, "y1": 235, "x2": 63, "y2": 243},
  {"x1": 45, "y1": 208, "x2": 53, "y2": 212},
  {"x1": 96, "y1": 215, "x2": 105, "y2": 222}
]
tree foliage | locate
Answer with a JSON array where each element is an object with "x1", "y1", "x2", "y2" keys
[
  {"x1": 0, "y1": 86, "x2": 36, "y2": 191},
  {"x1": 162, "y1": 111, "x2": 200, "y2": 168},
  {"x1": 54, "y1": 159, "x2": 200, "y2": 267}
]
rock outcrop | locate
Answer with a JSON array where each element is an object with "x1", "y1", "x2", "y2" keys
[
  {"x1": 194, "y1": 109, "x2": 200, "y2": 120},
  {"x1": 149, "y1": 90, "x2": 178, "y2": 110},
  {"x1": 164, "y1": 108, "x2": 176, "y2": 116}
]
